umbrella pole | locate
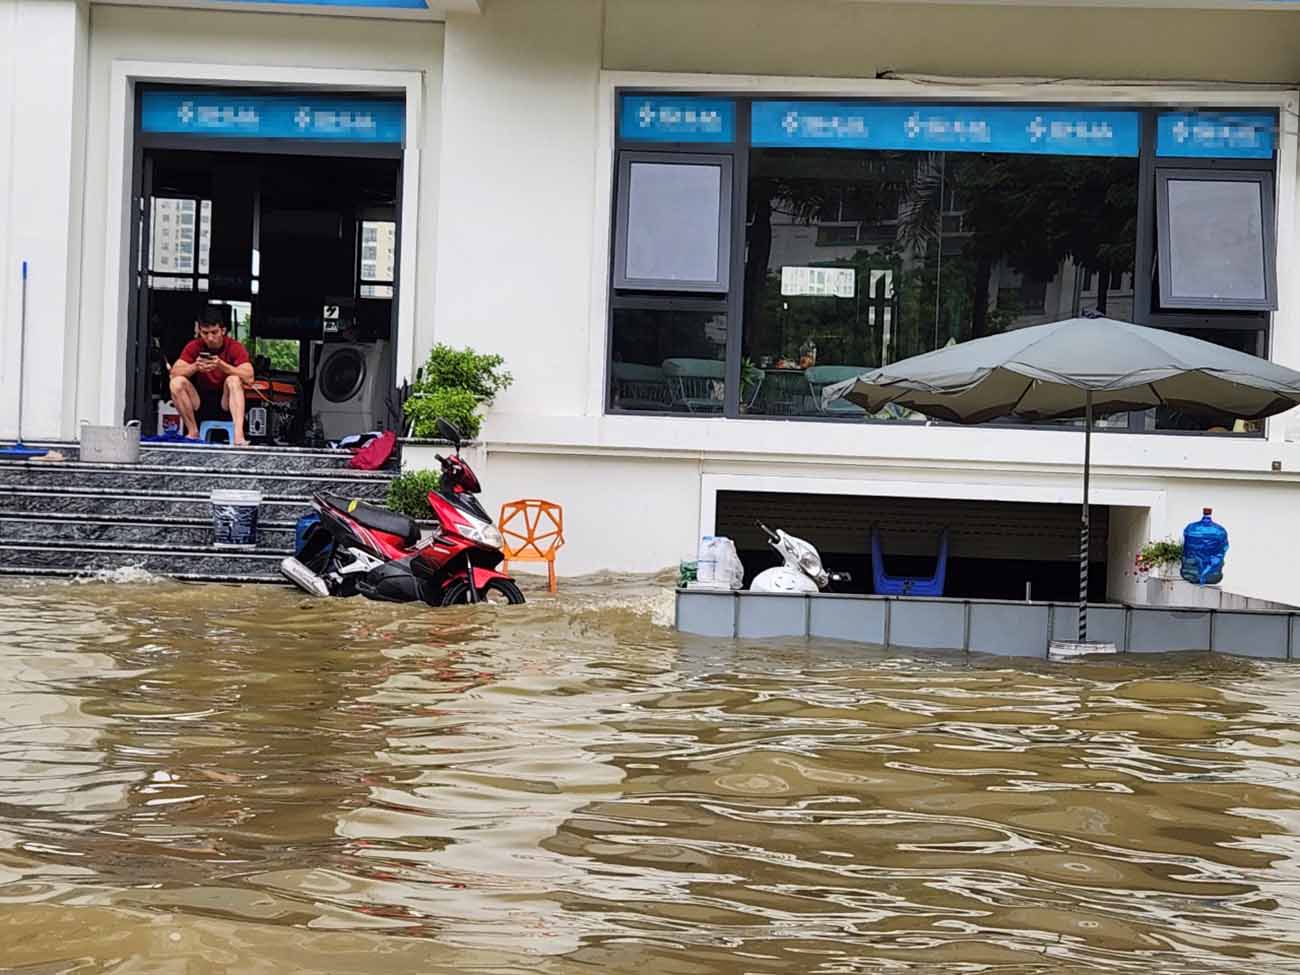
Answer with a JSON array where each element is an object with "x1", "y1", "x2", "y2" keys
[{"x1": 1079, "y1": 390, "x2": 1093, "y2": 642}]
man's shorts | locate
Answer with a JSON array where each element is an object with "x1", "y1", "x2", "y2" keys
[{"x1": 195, "y1": 383, "x2": 227, "y2": 421}]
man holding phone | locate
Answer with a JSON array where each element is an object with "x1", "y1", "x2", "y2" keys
[{"x1": 169, "y1": 304, "x2": 254, "y2": 445}]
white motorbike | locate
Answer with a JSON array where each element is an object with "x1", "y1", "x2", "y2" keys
[{"x1": 750, "y1": 523, "x2": 851, "y2": 593}]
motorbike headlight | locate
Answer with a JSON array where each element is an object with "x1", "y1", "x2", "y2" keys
[{"x1": 460, "y1": 519, "x2": 504, "y2": 550}]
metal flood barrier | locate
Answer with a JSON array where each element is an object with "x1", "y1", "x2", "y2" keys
[{"x1": 675, "y1": 590, "x2": 1299, "y2": 661}]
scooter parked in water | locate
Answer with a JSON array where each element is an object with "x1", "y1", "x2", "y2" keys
[
  {"x1": 749, "y1": 523, "x2": 851, "y2": 594},
  {"x1": 280, "y1": 419, "x2": 526, "y2": 606}
]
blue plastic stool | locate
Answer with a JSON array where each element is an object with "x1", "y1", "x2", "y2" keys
[
  {"x1": 199, "y1": 420, "x2": 237, "y2": 445},
  {"x1": 871, "y1": 526, "x2": 949, "y2": 596}
]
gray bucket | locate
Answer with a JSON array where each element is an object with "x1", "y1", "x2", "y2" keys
[{"x1": 211, "y1": 489, "x2": 261, "y2": 549}]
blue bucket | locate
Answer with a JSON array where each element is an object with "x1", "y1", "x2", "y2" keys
[{"x1": 211, "y1": 489, "x2": 262, "y2": 549}]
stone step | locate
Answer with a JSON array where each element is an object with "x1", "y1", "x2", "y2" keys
[
  {"x1": 0, "y1": 487, "x2": 312, "y2": 523},
  {"x1": 22, "y1": 441, "x2": 403, "y2": 472},
  {"x1": 0, "y1": 514, "x2": 298, "y2": 551},
  {"x1": 0, "y1": 542, "x2": 287, "y2": 583},
  {"x1": 0, "y1": 460, "x2": 393, "y2": 500}
]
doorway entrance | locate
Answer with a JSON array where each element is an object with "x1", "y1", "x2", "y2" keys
[{"x1": 125, "y1": 87, "x2": 405, "y2": 446}]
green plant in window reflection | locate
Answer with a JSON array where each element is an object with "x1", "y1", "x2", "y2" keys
[{"x1": 254, "y1": 338, "x2": 300, "y2": 372}]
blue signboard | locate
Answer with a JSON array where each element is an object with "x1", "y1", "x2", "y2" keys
[
  {"x1": 1156, "y1": 112, "x2": 1275, "y2": 158},
  {"x1": 209, "y1": 0, "x2": 427, "y2": 6},
  {"x1": 140, "y1": 90, "x2": 405, "y2": 143},
  {"x1": 619, "y1": 95, "x2": 736, "y2": 143},
  {"x1": 752, "y1": 102, "x2": 1140, "y2": 157}
]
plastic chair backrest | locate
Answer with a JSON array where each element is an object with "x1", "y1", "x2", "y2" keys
[
  {"x1": 498, "y1": 499, "x2": 565, "y2": 561},
  {"x1": 871, "y1": 526, "x2": 949, "y2": 597}
]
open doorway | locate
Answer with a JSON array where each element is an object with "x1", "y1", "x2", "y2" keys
[{"x1": 126, "y1": 91, "x2": 404, "y2": 446}]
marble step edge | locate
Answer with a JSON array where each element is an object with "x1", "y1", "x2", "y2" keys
[
  {"x1": 0, "y1": 565, "x2": 287, "y2": 584},
  {"x1": 0, "y1": 540, "x2": 291, "y2": 558},
  {"x1": 0, "y1": 483, "x2": 381, "y2": 504},
  {"x1": 17, "y1": 439, "x2": 405, "y2": 460},
  {"x1": 0, "y1": 510, "x2": 300, "y2": 530},
  {"x1": 0, "y1": 458, "x2": 396, "y2": 481}
]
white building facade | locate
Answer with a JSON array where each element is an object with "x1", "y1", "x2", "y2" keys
[{"x1": 4, "y1": 0, "x2": 1300, "y2": 604}]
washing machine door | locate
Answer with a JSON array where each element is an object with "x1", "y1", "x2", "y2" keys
[{"x1": 319, "y1": 347, "x2": 367, "y2": 404}]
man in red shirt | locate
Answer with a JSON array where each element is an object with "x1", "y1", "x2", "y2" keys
[{"x1": 169, "y1": 306, "x2": 254, "y2": 445}]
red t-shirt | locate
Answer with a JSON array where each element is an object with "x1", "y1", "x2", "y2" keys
[{"x1": 180, "y1": 337, "x2": 251, "y2": 392}]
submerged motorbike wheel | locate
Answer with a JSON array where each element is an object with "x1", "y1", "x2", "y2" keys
[{"x1": 440, "y1": 578, "x2": 526, "y2": 607}]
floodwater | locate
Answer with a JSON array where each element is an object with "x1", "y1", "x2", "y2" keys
[{"x1": 3, "y1": 576, "x2": 1300, "y2": 974}]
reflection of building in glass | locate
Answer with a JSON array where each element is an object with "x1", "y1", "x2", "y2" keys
[
  {"x1": 360, "y1": 220, "x2": 396, "y2": 298},
  {"x1": 149, "y1": 198, "x2": 212, "y2": 290}
]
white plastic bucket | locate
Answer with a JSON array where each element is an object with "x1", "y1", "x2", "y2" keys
[{"x1": 211, "y1": 489, "x2": 262, "y2": 549}]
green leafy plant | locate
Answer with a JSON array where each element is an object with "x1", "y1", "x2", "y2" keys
[
  {"x1": 386, "y1": 469, "x2": 442, "y2": 521},
  {"x1": 405, "y1": 387, "x2": 482, "y2": 439},
  {"x1": 404, "y1": 344, "x2": 513, "y2": 440},
  {"x1": 1136, "y1": 538, "x2": 1183, "y2": 571}
]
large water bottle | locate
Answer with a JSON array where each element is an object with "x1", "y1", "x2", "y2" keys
[
  {"x1": 696, "y1": 536, "x2": 718, "y2": 585},
  {"x1": 1182, "y1": 508, "x2": 1229, "y2": 586}
]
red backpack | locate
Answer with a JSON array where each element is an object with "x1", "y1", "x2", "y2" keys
[{"x1": 347, "y1": 430, "x2": 397, "y2": 471}]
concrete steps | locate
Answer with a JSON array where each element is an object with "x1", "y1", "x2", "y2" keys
[{"x1": 0, "y1": 442, "x2": 400, "y2": 584}]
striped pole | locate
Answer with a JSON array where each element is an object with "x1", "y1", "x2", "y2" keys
[{"x1": 1078, "y1": 390, "x2": 1093, "y2": 642}]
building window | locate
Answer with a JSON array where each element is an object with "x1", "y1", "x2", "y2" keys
[
  {"x1": 613, "y1": 153, "x2": 732, "y2": 292},
  {"x1": 1156, "y1": 169, "x2": 1276, "y2": 311},
  {"x1": 741, "y1": 149, "x2": 1138, "y2": 418},
  {"x1": 607, "y1": 95, "x2": 1278, "y2": 434}
]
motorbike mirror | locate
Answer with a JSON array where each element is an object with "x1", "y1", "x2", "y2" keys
[
  {"x1": 757, "y1": 521, "x2": 779, "y2": 542},
  {"x1": 435, "y1": 417, "x2": 463, "y2": 453},
  {"x1": 829, "y1": 571, "x2": 853, "y2": 583}
]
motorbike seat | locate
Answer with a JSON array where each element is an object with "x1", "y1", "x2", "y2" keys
[{"x1": 321, "y1": 494, "x2": 420, "y2": 546}]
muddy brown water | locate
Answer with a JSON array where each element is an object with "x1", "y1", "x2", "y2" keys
[{"x1": 3, "y1": 574, "x2": 1300, "y2": 974}]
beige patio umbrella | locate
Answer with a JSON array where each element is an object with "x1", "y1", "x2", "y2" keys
[{"x1": 825, "y1": 317, "x2": 1300, "y2": 644}]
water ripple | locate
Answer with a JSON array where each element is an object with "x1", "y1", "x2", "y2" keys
[{"x1": 1, "y1": 575, "x2": 1300, "y2": 973}]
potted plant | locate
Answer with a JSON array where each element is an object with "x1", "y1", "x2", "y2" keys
[
  {"x1": 386, "y1": 468, "x2": 442, "y2": 534},
  {"x1": 1136, "y1": 538, "x2": 1183, "y2": 580}
]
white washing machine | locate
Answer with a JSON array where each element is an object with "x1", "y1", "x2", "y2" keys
[{"x1": 312, "y1": 341, "x2": 390, "y2": 441}]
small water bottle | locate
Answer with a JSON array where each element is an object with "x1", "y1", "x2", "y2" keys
[
  {"x1": 1182, "y1": 508, "x2": 1229, "y2": 586},
  {"x1": 696, "y1": 536, "x2": 717, "y2": 585}
]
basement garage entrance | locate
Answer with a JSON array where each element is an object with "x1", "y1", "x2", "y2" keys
[
  {"x1": 716, "y1": 491, "x2": 1109, "y2": 602},
  {"x1": 125, "y1": 87, "x2": 405, "y2": 446}
]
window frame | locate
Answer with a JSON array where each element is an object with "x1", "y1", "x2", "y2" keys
[
  {"x1": 1155, "y1": 167, "x2": 1277, "y2": 312},
  {"x1": 612, "y1": 151, "x2": 733, "y2": 293},
  {"x1": 607, "y1": 94, "x2": 1280, "y2": 436}
]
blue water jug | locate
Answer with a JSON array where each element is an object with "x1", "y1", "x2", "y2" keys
[{"x1": 1182, "y1": 508, "x2": 1228, "y2": 586}]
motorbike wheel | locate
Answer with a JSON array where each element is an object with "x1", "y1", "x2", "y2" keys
[{"x1": 440, "y1": 578, "x2": 526, "y2": 607}]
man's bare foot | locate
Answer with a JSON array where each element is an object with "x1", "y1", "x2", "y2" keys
[
  {"x1": 234, "y1": 438, "x2": 250, "y2": 447},
  {"x1": 184, "y1": 426, "x2": 199, "y2": 439}
]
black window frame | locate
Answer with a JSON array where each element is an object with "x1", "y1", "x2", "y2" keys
[
  {"x1": 1154, "y1": 167, "x2": 1277, "y2": 312},
  {"x1": 613, "y1": 150, "x2": 734, "y2": 293},
  {"x1": 607, "y1": 93, "x2": 1281, "y2": 435}
]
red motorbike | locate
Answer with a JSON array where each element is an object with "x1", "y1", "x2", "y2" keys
[{"x1": 280, "y1": 419, "x2": 525, "y2": 606}]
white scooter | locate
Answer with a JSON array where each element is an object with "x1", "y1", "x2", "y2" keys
[{"x1": 750, "y1": 523, "x2": 851, "y2": 593}]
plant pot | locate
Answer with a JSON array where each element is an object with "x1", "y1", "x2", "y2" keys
[{"x1": 1149, "y1": 562, "x2": 1180, "y2": 581}]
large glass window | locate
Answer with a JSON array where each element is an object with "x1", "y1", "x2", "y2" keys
[
  {"x1": 608, "y1": 304, "x2": 729, "y2": 413},
  {"x1": 606, "y1": 96, "x2": 1278, "y2": 433},
  {"x1": 741, "y1": 150, "x2": 1138, "y2": 418}
]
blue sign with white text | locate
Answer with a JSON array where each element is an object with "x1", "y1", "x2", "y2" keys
[
  {"x1": 1156, "y1": 112, "x2": 1275, "y2": 158},
  {"x1": 208, "y1": 0, "x2": 427, "y2": 6},
  {"x1": 751, "y1": 102, "x2": 1140, "y2": 157},
  {"x1": 141, "y1": 90, "x2": 405, "y2": 143},
  {"x1": 620, "y1": 95, "x2": 736, "y2": 143}
]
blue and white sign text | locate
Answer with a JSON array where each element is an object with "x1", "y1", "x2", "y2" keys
[
  {"x1": 620, "y1": 95, "x2": 736, "y2": 143},
  {"x1": 1157, "y1": 112, "x2": 1275, "y2": 158},
  {"x1": 141, "y1": 90, "x2": 405, "y2": 143}
]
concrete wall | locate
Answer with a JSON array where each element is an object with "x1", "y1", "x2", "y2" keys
[
  {"x1": 603, "y1": 0, "x2": 1300, "y2": 82},
  {"x1": 0, "y1": 0, "x2": 89, "y2": 441},
  {"x1": 434, "y1": 0, "x2": 603, "y2": 418}
]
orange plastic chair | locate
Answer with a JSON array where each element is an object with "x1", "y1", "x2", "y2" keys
[{"x1": 498, "y1": 499, "x2": 565, "y2": 593}]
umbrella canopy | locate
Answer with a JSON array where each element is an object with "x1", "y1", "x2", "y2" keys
[
  {"x1": 825, "y1": 317, "x2": 1300, "y2": 424},
  {"x1": 824, "y1": 317, "x2": 1300, "y2": 649}
]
